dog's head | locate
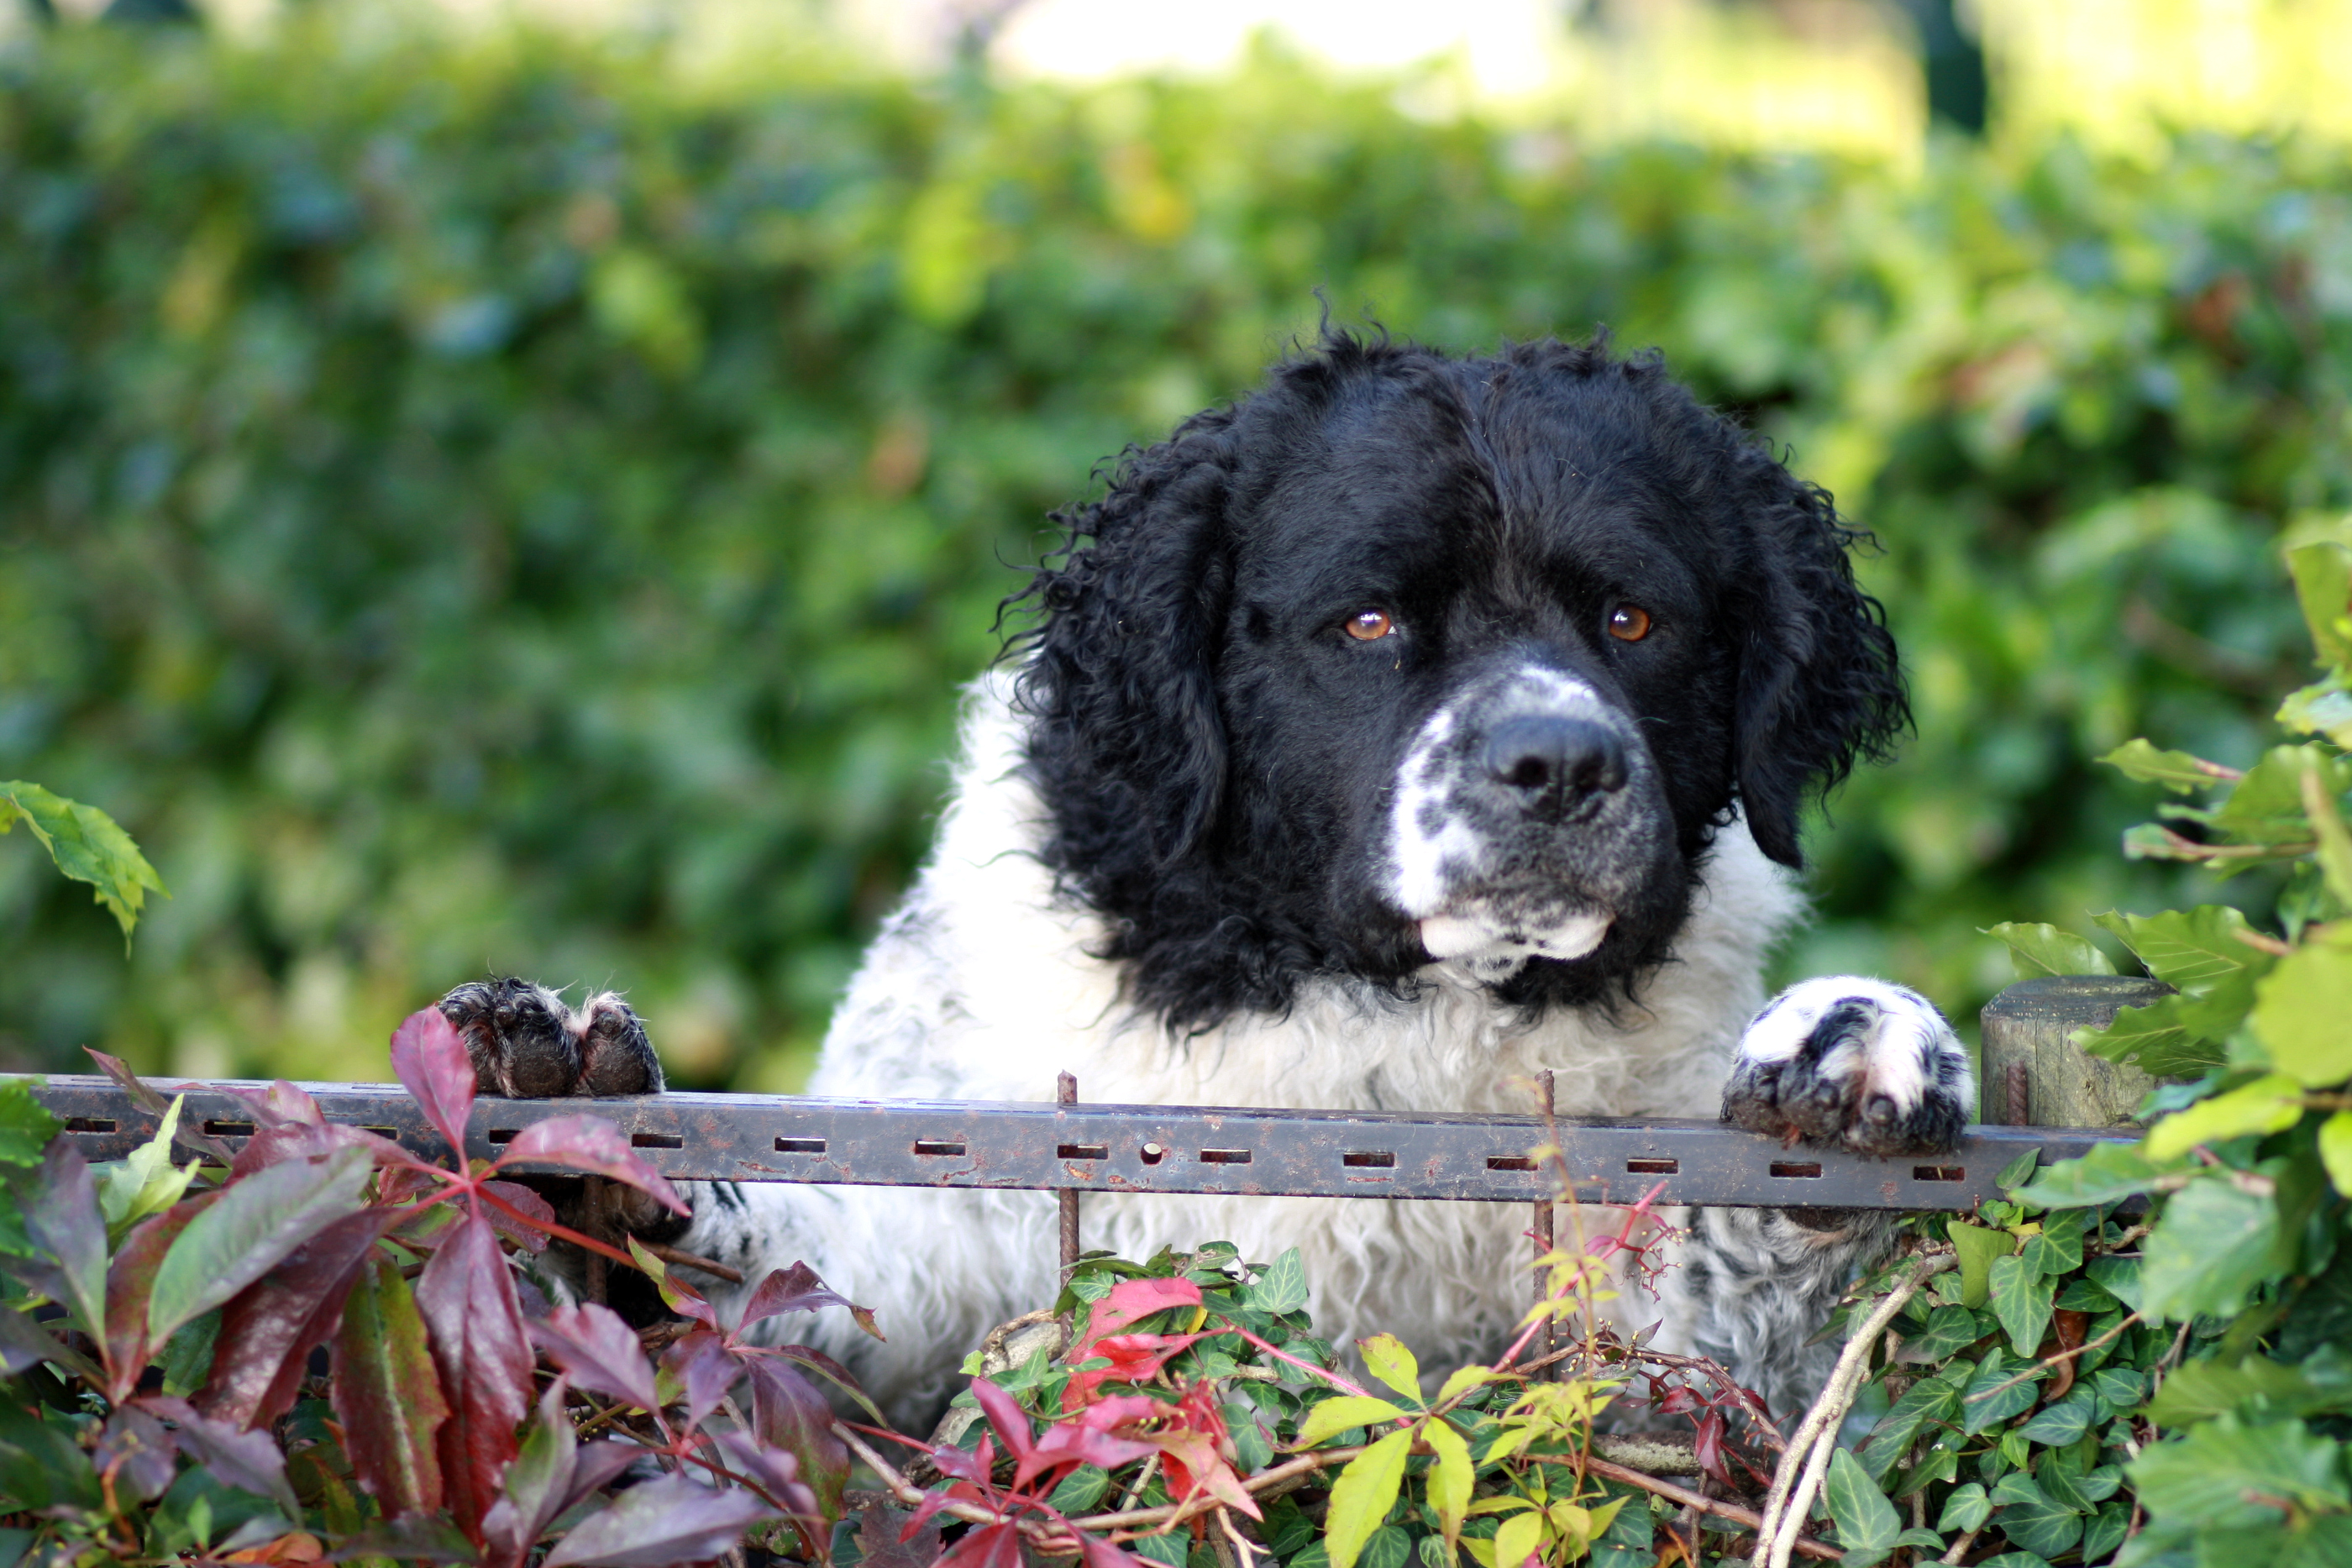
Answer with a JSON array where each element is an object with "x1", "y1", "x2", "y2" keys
[{"x1": 1011, "y1": 333, "x2": 1904, "y2": 1028}]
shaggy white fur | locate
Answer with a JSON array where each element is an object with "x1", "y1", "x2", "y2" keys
[{"x1": 667, "y1": 674, "x2": 1828, "y2": 1423}]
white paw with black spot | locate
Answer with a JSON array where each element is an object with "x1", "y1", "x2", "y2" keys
[{"x1": 1721, "y1": 977, "x2": 1972, "y2": 1156}]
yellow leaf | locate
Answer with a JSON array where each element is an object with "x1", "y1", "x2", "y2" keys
[
  {"x1": 1423, "y1": 1419, "x2": 1473, "y2": 1552},
  {"x1": 1359, "y1": 1333, "x2": 1422, "y2": 1403},
  {"x1": 2320, "y1": 1111, "x2": 2352, "y2": 1197},
  {"x1": 1467, "y1": 1498, "x2": 1535, "y2": 1518},
  {"x1": 1479, "y1": 1428, "x2": 1535, "y2": 1466},
  {"x1": 1436, "y1": 1364, "x2": 1500, "y2": 1407},
  {"x1": 1458, "y1": 1538, "x2": 1496, "y2": 1568},
  {"x1": 1492, "y1": 1508, "x2": 1543, "y2": 1568},
  {"x1": 2145, "y1": 1073, "x2": 2305, "y2": 1161},
  {"x1": 1325, "y1": 1429, "x2": 1413, "y2": 1568},
  {"x1": 1293, "y1": 1396, "x2": 1411, "y2": 1450}
]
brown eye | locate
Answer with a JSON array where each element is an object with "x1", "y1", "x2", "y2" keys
[
  {"x1": 1346, "y1": 609, "x2": 1395, "y2": 642},
  {"x1": 1608, "y1": 604, "x2": 1652, "y2": 642}
]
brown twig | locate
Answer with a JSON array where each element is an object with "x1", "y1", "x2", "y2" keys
[
  {"x1": 639, "y1": 1240, "x2": 746, "y2": 1285},
  {"x1": 1964, "y1": 1313, "x2": 2143, "y2": 1403},
  {"x1": 1525, "y1": 1455, "x2": 1840, "y2": 1562}
]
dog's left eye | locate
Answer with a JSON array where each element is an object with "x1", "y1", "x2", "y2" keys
[
  {"x1": 1345, "y1": 609, "x2": 1396, "y2": 642},
  {"x1": 1607, "y1": 604, "x2": 1653, "y2": 642}
]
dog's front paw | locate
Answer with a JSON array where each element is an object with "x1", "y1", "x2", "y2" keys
[
  {"x1": 1722, "y1": 977, "x2": 1971, "y2": 1156},
  {"x1": 439, "y1": 978, "x2": 664, "y2": 1099}
]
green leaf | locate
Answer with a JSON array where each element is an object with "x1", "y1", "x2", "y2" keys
[
  {"x1": 97, "y1": 1095, "x2": 202, "y2": 1235},
  {"x1": 1294, "y1": 1396, "x2": 1410, "y2": 1450},
  {"x1": 2081, "y1": 1499, "x2": 2130, "y2": 1563},
  {"x1": 1996, "y1": 1148, "x2": 2042, "y2": 1191},
  {"x1": 2278, "y1": 676, "x2": 2352, "y2": 751},
  {"x1": 2015, "y1": 1387, "x2": 2099, "y2": 1447},
  {"x1": 1902, "y1": 1304, "x2": 1992, "y2": 1361},
  {"x1": 1950, "y1": 1221, "x2": 2019, "y2": 1310},
  {"x1": 0, "y1": 1084, "x2": 60, "y2": 1172},
  {"x1": 1990, "y1": 1471, "x2": 2084, "y2": 1560},
  {"x1": 2018, "y1": 1211, "x2": 2085, "y2": 1277},
  {"x1": 2093, "y1": 906, "x2": 2276, "y2": 991},
  {"x1": 2013, "y1": 1142, "x2": 2175, "y2": 1208},
  {"x1": 1244, "y1": 1248, "x2": 1308, "y2": 1315},
  {"x1": 2145, "y1": 1352, "x2": 2352, "y2": 1426},
  {"x1": 1861, "y1": 1376, "x2": 1961, "y2": 1483},
  {"x1": 1982, "y1": 923, "x2": 2115, "y2": 979},
  {"x1": 2145, "y1": 1073, "x2": 2307, "y2": 1161},
  {"x1": 2254, "y1": 931, "x2": 2352, "y2": 1085},
  {"x1": 2293, "y1": 751, "x2": 2352, "y2": 905},
  {"x1": 2098, "y1": 740, "x2": 2233, "y2": 794},
  {"x1": 2073, "y1": 993, "x2": 2228, "y2": 1077},
  {"x1": 2084, "y1": 1256, "x2": 2144, "y2": 1314},
  {"x1": 148, "y1": 1145, "x2": 373, "y2": 1344},
  {"x1": 1962, "y1": 1350, "x2": 2045, "y2": 1434},
  {"x1": 2139, "y1": 1176, "x2": 2281, "y2": 1322},
  {"x1": 2286, "y1": 538, "x2": 2352, "y2": 669},
  {"x1": 1822, "y1": 1448, "x2": 1901, "y2": 1566},
  {"x1": 1324, "y1": 1429, "x2": 1413, "y2": 1568},
  {"x1": 1357, "y1": 1334, "x2": 1420, "y2": 1403},
  {"x1": 1938, "y1": 1481, "x2": 1990, "y2": 1533},
  {"x1": 1988, "y1": 1254, "x2": 2055, "y2": 1358},
  {"x1": 2209, "y1": 747, "x2": 2352, "y2": 849},
  {"x1": 1420, "y1": 1419, "x2": 1473, "y2": 1553},
  {"x1": 0, "y1": 781, "x2": 168, "y2": 945},
  {"x1": 2129, "y1": 1415, "x2": 2352, "y2": 1531},
  {"x1": 2321, "y1": 1111, "x2": 2352, "y2": 1197},
  {"x1": 1488, "y1": 1509, "x2": 1539, "y2": 1568}
]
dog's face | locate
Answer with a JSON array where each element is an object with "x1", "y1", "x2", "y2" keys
[{"x1": 1016, "y1": 335, "x2": 1903, "y2": 1028}]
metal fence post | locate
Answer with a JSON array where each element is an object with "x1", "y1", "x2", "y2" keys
[
  {"x1": 1533, "y1": 1067, "x2": 1556, "y2": 1368},
  {"x1": 1057, "y1": 1071, "x2": 1080, "y2": 1280},
  {"x1": 1978, "y1": 974, "x2": 2176, "y2": 1128}
]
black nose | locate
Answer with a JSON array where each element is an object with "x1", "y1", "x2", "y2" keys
[{"x1": 1483, "y1": 715, "x2": 1627, "y2": 819}]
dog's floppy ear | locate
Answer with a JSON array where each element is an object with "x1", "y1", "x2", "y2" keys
[
  {"x1": 1729, "y1": 470, "x2": 1907, "y2": 869},
  {"x1": 1010, "y1": 411, "x2": 1239, "y2": 896}
]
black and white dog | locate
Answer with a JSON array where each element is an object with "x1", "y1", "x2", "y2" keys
[{"x1": 449, "y1": 333, "x2": 1971, "y2": 1428}]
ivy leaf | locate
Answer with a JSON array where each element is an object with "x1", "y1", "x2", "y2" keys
[
  {"x1": 2252, "y1": 934, "x2": 2352, "y2": 1086},
  {"x1": 1990, "y1": 1471, "x2": 2084, "y2": 1560},
  {"x1": 0, "y1": 780, "x2": 168, "y2": 945},
  {"x1": 1822, "y1": 1448, "x2": 1902, "y2": 1567},
  {"x1": 1988, "y1": 1255, "x2": 2055, "y2": 1358},
  {"x1": 1357, "y1": 1334, "x2": 1420, "y2": 1403},
  {"x1": 2018, "y1": 1210, "x2": 2085, "y2": 1277},
  {"x1": 1861, "y1": 1377, "x2": 1959, "y2": 1484},
  {"x1": 2145, "y1": 1073, "x2": 2307, "y2": 1161},
  {"x1": 2097, "y1": 740, "x2": 2234, "y2": 794},
  {"x1": 1322, "y1": 1428, "x2": 1413, "y2": 1568},
  {"x1": 2139, "y1": 1177, "x2": 2281, "y2": 1322},
  {"x1": 2081, "y1": 1500, "x2": 2132, "y2": 1563},
  {"x1": 1901, "y1": 1305, "x2": 1992, "y2": 1361},
  {"x1": 1949, "y1": 1221, "x2": 2019, "y2": 1310},
  {"x1": 1962, "y1": 1350, "x2": 2045, "y2": 1434},
  {"x1": 1293, "y1": 1396, "x2": 1411, "y2": 1450},
  {"x1": 1982, "y1": 923, "x2": 2115, "y2": 979},
  {"x1": 2016, "y1": 1387, "x2": 2100, "y2": 1447},
  {"x1": 1242, "y1": 1248, "x2": 1307, "y2": 1315},
  {"x1": 1938, "y1": 1481, "x2": 1991, "y2": 1533}
]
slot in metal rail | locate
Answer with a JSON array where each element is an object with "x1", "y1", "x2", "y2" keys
[{"x1": 24, "y1": 1075, "x2": 2129, "y2": 1211}]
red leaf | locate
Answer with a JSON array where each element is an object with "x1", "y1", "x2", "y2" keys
[
  {"x1": 1011, "y1": 1408, "x2": 1156, "y2": 1492},
  {"x1": 139, "y1": 1394, "x2": 301, "y2": 1516},
  {"x1": 96, "y1": 1405, "x2": 178, "y2": 1503},
  {"x1": 222, "y1": 1081, "x2": 327, "y2": 1130},
  {"x1": 232, "y1": 1120, "x2": 417, "y2": 1182},
  {"x1": 748, "y1": 1358, "x2": 850, "y2": 1527},
  {"x1": 414, "y1": 1209, "x2": 533, "y2": 1543},
  {"x1": 735, "y1": 1261, "x2": 878, "y2": 1341},
  {"x1": 712, "y1": 1430, "x2": 820, "y2": 1522},
  {"x1": 659, "y1": 1329, "x2": 742, "y2": 1432},
  {"x1": 480, "y1": 1182, "x2": 555, "y2": 1254},
  {"x1": 197, "y1": 1209, "x2": 391, "y2": 1429},
  {"x1": 1077, "y1": 1528, "x2": 1150, "y2": 1568},
  {"x1": 531, "y1": 1302, "x2": 663, "y2": 1413},
  {"x1": 539, "y1": 1472, "x2": 779, "y2": 1568},
  {"x1": 936, "y1": 1521, "x2": 1023, "y2": 1568},
  {"x1": 331, "y1": 1251, "x2": 449, "y2": 1518},
  {"x1": 1078, "y1": 1277, "x2": 1202, "y2": 1352},
  {"x1": 1064, "y1": 1333, "x2": 1201, "y2": 1404},
  {"x1": 102, "y1": 1197, "x2": 214, "y2": 1403},
  {"x1": 968, "y1": 1376, "x2": 1034, "y2": 1466},
  {"x1": 493, "y1": 1117, "x2": 687, "y2": 1217},
  {"x1": 391, "y1": 1007, "x2": 476, "y2": 1157}
]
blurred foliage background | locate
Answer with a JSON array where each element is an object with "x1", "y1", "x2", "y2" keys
[{"x1": 4, "y1": 0, "x2": 2352, "y2": 1093}]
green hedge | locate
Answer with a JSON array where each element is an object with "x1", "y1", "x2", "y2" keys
[{"x1": 3, "y1": 19, "x2": 2347, "y2": 1088}]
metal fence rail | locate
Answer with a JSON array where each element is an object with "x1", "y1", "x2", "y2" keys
[{"x1": 25, "y1": 1075, "x2": 2130, "y2": 1211}]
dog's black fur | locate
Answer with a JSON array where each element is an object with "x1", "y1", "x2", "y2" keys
[{"x1": 1011, "y1": 332, "x2": 1905, "y2": 1030}]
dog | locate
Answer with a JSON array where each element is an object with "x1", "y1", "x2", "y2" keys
[{"x1": 447, "y1": 332, "x2": 1971, "y2": 1429}]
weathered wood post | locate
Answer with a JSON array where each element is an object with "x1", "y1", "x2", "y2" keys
[{"x1": 1977, "y1": 975, "x2": 2175, "y2": 1127}]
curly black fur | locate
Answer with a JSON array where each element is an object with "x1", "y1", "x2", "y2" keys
[{"x1": 1005, "y1": 331, "x2": 1905, "y2": 1032}]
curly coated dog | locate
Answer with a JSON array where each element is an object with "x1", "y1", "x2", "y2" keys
[{"x1": 448, "y1": 332, "x2": 1972, "y2": 1429}]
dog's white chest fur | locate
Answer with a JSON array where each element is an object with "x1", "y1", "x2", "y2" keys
[{"x1": 780, "y1": 677, "x2": 1805, "y2": 1407}]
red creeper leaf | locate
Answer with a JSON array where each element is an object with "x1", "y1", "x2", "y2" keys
[
  {"x1": 494, "y1": 1117, "x2": 687, "y2": 1217},
  {"x1": 197, "y1": 1208, "x2": 391, "y2": 1429},
  {"x1": 748, "y1": 1357, "x2": 851, "y2": 1528},
  {"x1": 736, "y1": 1261, "x2": 879, "y2": 1342},
  {"x1": 531, "y1": 1302, "x2": 664, "y2": 1413},
  {"x1": 390, "y1": 1007, "x2": 476, "y2": 1157},
  {"x1": 331, "y1": 1251, "x2": 449, "y2": 1518},
  {"x1": 539, "y1": 1472, "x2": 779, "y2": 1568},
  {"x1": 414, "y1": 1209, "x2": 532, "y2": 1543}
]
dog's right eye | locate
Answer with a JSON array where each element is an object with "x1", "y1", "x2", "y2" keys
[{"x1": 1344, "y1": 609, "x2": 1395, "y2": 642}]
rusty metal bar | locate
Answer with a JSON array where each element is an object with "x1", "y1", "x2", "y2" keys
[
  {"x1": 20, "y1": 1074, "x2": 2133, "y2": 1211},
  {"x1": 1057, "y1": 1071, "x2": 1081, "y2": 1279},
  {"x1": 1532, "y1": 1068, "x2": 1557, "y2": 1371}
]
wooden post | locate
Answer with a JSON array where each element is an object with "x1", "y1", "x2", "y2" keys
[
  {"x1": 1978, "y1": 975, "x2": 2175, "y2": 1127},
  {"x1": 1057, "y1": 1071, "x2": 1080, "y2": 1279}
]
